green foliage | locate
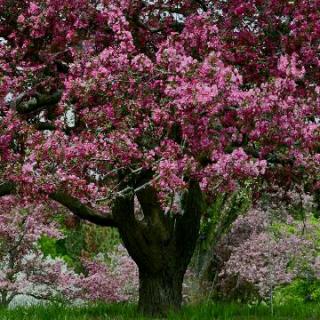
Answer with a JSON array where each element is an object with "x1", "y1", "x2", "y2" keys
[
  {"x1": 192, "y1": 182, "x2": 253, "y2": 279},
  {"x1": 38, "y1": 236, "x2": 74, "y2": 267},
  {"x1": 200, "y1": 181, "x2": 253, "y2": 249},
  {"x1": 271, "y1": 211, "x2": 320, "y2": 304},
  {"x1": 39, "y1": 219, "x2": 121, "y2": 272},
  {"x1": 289, "y1": 203, "x2": 307, "y2": 221},
  {"x1": 274, "y1": 278, "x2": 320, "y2": 305},
  {"x1": 312, "y1": 190, "x2": 320, "y2": 219}
]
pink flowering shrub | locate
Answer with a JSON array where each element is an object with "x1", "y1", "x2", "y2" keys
[
  {"x1": 214, "y1": 207, "x2": 318, "y2": 302},
  {"x1": 0, "y1": 196, "x2": 81, "y2": 306},
  {"x1": 78, "y1": 260, "x2": 126, "y2": 302},
  {"x1": 78, "y1": 245, "x2": 138, "y2": 303},
  {"x1": 108, "y1": 245, "x2": 139, "y2": 302}
]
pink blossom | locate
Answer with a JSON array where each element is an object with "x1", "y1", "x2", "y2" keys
[{"x1": 28, "y1": 2, "x2": 40, "y2": 15}]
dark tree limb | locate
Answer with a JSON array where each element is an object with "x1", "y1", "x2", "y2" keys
[
  {"x1": 0, "y1": 182, "x2": 15, "y2": 197},
  {"x1": 111, "y1": 195, "x2": 163, "y2": 272},
  {"x1": 33, "y1": 121, "x2": 56, "y2": 131},
  {"x1": 136, "y1": 186, "x2": 171, "y2": 243},
  {"x1": 174, "y1": 180, "x2": 205, "y2": 271},
  {"x1": 15, "y1": 90, "x2": 62, "y2": 114},
  {"x1": 49, "y1": 191, "x2": 117, "y2": 227},
  {"x1": 0, "y1": 181, "x2": 116, "y2": 227},
  {"x1": 194, "y1": 0, "x2": 208, "y2": 12}
]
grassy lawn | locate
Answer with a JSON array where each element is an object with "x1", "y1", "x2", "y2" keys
[{"x1": 1, "y1": 302, "x2": 320, "y2": 320}]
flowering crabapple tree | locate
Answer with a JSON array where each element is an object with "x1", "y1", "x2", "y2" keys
[{"x1": 0, "y1": 0, "x2": 319, "y2": 315}]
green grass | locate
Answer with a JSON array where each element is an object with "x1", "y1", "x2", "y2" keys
[{"x1": 1, "y1": 302, "x2": 320, "y2": 320}]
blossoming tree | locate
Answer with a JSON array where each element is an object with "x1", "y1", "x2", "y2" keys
[{"x1": 0, "y1": 0, "x2": 319, "y2": 315}]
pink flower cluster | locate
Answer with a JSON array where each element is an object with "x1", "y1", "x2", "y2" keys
[{"x1": 0, "y1": 1, "x2": 319, "y2": 212}]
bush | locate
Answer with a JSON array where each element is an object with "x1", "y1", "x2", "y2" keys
[{"x1": 275, "y1": 278, "x2": 320, "y2": 304}]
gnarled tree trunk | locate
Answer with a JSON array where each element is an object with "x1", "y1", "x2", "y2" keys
[{"x1": 113, "y1": 180, "x2": 204, "y2": 316}]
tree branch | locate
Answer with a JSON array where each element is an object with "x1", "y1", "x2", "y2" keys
[
  {"x1": 33, "y1": 121, "x2": 56, "y2": 131},
  {"x1": 136, "y1": 185, "x2": 171, "y2": 243},
  {"x1": 0, "y1": 181, "x2": 116, "y2": 227},
  {"x1": 50, "y1": 191, "x2": 117, "y2": 227},
  {"x1": 15, "y1": 90, "x2": 62, "y2": 114},
  {"x1": 174, "y1": 180, "x2": 205, "y2": 271},
  {"x1": 15, "y1": 292, "x2": 54, "y2": 302},
  {"x1": 0, "y1": 182, "x2": 15, "y2": 197},
  {"x1": 194, "y1": 0, "x2": 208, "y2": 12},
  {"x1": 112, "y1": 195, "x2": 159, "y2": 271}
]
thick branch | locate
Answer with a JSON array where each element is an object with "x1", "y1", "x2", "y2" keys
[
  {"x1": 0, "y1": 182, "x2": 15, "y2": 197},
  {"x1": 174, "y1": 180, "x2": 204, "y2": 271},
  {"x1": 194, "y1": 0, "x2": 208, "y2": 12},
  {"x1": 136, "y1": 186, "x2": 171, "y2": 243},
  {"x1": 34, "y1": 121, "x2": 56, "y2": 131},
  {"x1": 0, "y1": 181, "x2": 116, "y2": 227},
  {"x1": 112, "y1": 195, "x2": 159, "y2": 271},
  {"x1": 50, "y1": 191, "x2": 117, "y2": 227},
  {"x1": 15, "y1": 90, "x2": 62, "y2": 114}
]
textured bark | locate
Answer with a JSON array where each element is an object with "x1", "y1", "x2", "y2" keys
[
  {"x1": 15, "y1": 91, "x2": 62, "y2": 114},
  {"x1": 50, "y1": 191, "x2": 117, "y2": 227},
  {"x1": 0, "y1": 182, "x2": 15, "y2": 197},
  {"x1": 138, "y1": 269, "x2": 184, "y2": 316}
]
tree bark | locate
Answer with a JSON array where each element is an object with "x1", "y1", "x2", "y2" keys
[
  {"x1": 0, "y1": 182, "x2": 15, "y2": 197},
  {"x1": 0, "y1": 291, "x2": 9, "y2": 308},
  {"x1": 138, "y1": 269, "x2": 184, "y2": 316}
]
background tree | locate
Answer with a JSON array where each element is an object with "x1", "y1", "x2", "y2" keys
[
  {"x1": 217, "y1": 207, "x2": 314, "y2": 302},
  {"x1": 0, "y1": 0, "x2": 319, "y2": 316}
]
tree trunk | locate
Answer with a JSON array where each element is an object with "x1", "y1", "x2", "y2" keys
[
  {"x1": 138, "y1": 269, "x2": 184, "y2": 316},
  {"x1": 112, "y1": 180, "x2": 204, "y2": 317},
  {"x1": 0, "y1": 291, "x2": 9, "y2": 308}
]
